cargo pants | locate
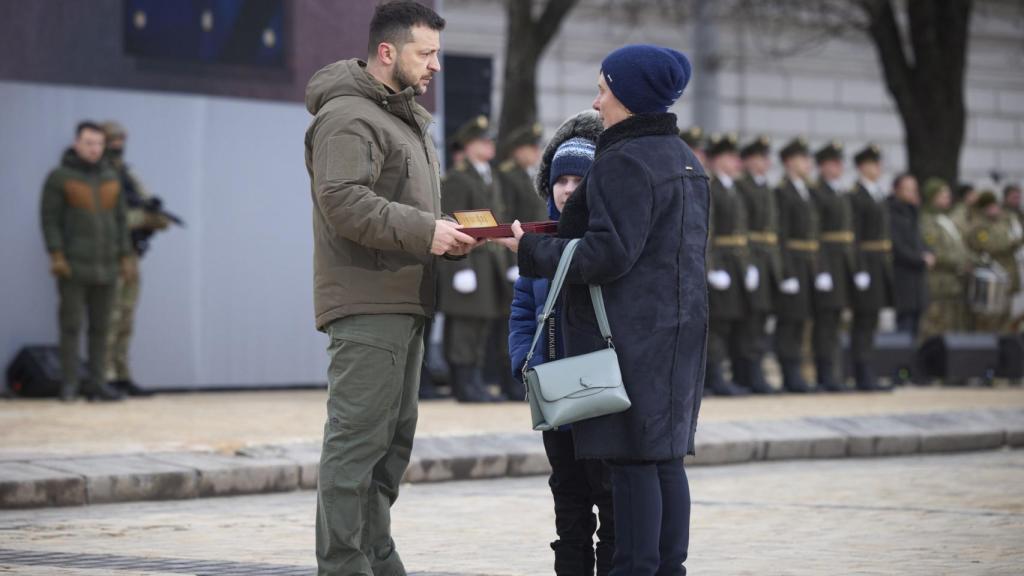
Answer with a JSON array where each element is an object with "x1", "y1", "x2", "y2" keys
[{"x1": 316, "y1": 314, "x2": 424, "y2": 576}]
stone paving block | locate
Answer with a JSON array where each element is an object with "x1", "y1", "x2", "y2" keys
[
  {"x1": 406, "y1": 434, "x2": 528, "y2": 483},
  {"x1": 893, "y1": 412, "x2": 1006, "y2": 453},
  {"x1": 149, "y1": 452, "x2": 300, "y2": 497},
  {"x1": 807, "y1": 415, "x2": 922, "y2": 457},
  {"x1": 733, "y1": 419, "x2": 847, "y2": 461},
  {"x1": 30, "y1": 455, "x2": 198, "y2": 504},
  {"x1": 237, "y1": 443, "x2": 320, "y2": 489},
  {"x1": 955, "y1": 408, "x2": 1024, "y2": 447},
  {"x1": 491, "y1": 433, "x2": 547, "y2": 477},
  {"x1": 689, "y1": 422, "x2": 764, "y2": 466},
  {"x1": 0, "y1": 462, "x2": 86, "y2": 508}
]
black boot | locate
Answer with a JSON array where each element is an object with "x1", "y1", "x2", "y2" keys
[
  {"x1": 741, "y1": 358, "x2": 775, "y2": 394},
  {"x1": 500, "y1": 373, "x2": 527, "y2": 402},
  {"x1": 709, "y1": 362, "x2": 750, "y2": 397},
  {"x1": 418, "y1": 365, "x2": 449, "y2": 400},
  {"x1": 781, "y1": 360, "x2": 814, "y2": 393},
  {"x1": 815, "y1": 358, "x2": 847, "y2": 392},
  {"x1": 451, "y1": 366, "x2": 497, "y2": 403},
  {"x1": 854, "y1": 362, "x2": 891, "y2": 392},
  {"x1": 82, "y1": 380, "x2": 124, "y2": 402},
  {"x1": 59, "y1": 382, "x2": 79, "y2": 402},
  {"x1": 550, "y1": 540, "x2": 594, "y2": 576}
]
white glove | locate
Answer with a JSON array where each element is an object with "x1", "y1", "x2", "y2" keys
[
  {"x1": 779, "y1": 278, "x2": 800, "y2": 295},
  {"x1": 506, "y1": 266, "x2": 520, "y2": 283},
  {"x1": 814, "y1": 272, "x2": 834, "y2": 292},
  {"x1": 744, "y1": 266, "x2": 760, "y2": 292},
  {"x1": 453, "y1": 269, "x2": 477, "y2": 294},
  {"x1": 707, "y1": 270, "x2": 732, "y2": 291},
  {"x1": 854, "y1": 271, "x2": 871, "y2": 291}
]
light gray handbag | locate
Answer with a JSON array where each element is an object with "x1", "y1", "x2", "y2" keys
[{"x1": 522, "y1": 239, "x2": 631, "y2": 432}]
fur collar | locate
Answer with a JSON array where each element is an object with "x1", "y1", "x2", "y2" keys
[{"x1": 596, "y1": 112, "x2": 678, "y2": 156}]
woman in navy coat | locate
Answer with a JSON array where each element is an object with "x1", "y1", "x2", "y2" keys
[{"x1": 497, "y1": 45, "x2": 710, "y2": 576}]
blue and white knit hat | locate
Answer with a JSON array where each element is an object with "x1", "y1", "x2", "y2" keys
[{"x1": 549, "y1": 137, "x2": 597, "y2": 187}]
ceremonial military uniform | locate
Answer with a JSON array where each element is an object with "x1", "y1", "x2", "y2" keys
[
  {"x1": 705, "y1": 134, "x2": 752, "y2": 396},
  {"x1": 679, "y1": 126, "x2": 705, "y2": 168},
  {"x1": 810, "y1": 142, "x2": 856, "y2": 391},
  {"x1": 496, "y1": 123, "x2": 548, "y2": 223},
  {"x1": 438, "y1": 116, "x2": 508, "y2": 402},
  {"x1": 849, "y1": 144, "x2": 893, "y2": 391},
  {"x1": 491, "y1": 123, "x2": 548, "y2": 400},
  {"x1": 735, "y1": 135, "x2": 779, "y2": 394},
  {"x1": 774, "y1": 138, "x2": 818, "y2": 393},
  {"x1": 920, "y1": 178, "x2": 971, "y2": 339},
  {"x1": 966, "y1": 192, "x2": 1024, "y2": 333}
]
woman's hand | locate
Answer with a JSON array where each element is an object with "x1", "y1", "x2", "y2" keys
[{"x1": 492, "y1": 220, "x2": 524, "y2": 253}]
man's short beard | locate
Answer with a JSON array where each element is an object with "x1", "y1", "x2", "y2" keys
[{"x1": 392, "y1": 65, "x2": 425, "y2": 96}]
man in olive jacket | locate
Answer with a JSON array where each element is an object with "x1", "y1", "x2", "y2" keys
[
  {"x1": 303, "y1": 3, "x2": 476, "y2": 574},
  {"x1": 41, "y1": 121, "x2": 133, "y2": 402}
]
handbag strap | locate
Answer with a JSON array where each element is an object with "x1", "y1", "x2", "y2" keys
[{"x1": 522, "y1": 239, "x2": 614, "y2": 378}]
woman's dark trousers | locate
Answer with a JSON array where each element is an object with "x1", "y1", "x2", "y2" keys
[{"x1": 608, "y1": 459, "x2": 690, "y2": 576}]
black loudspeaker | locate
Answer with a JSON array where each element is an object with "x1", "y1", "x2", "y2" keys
[
  {"x1": 917, "y1": 333, "x2": 1000, "y2": 379},
  {"x1": 841, "y1": 331, "x2": 918, "y2": 381},
  {"x1": 997, "y1": 334, "x2": 1024, "y2": 378},
  {"x1": 5, "y1": 346, "x2": 89, "y2": 398}
]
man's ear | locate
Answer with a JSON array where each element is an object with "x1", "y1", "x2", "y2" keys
[{"x1": 376, "y1": 42, "x2": 397, "y2": 65}]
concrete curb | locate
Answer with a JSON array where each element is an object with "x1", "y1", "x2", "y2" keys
[{"x1": 2, "y1": 408, "x2": 1021, "y2": 509}]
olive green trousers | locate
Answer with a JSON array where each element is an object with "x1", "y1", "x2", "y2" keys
[{"x1": 316, "y1": 314, "x2": 424, "y2": 576}]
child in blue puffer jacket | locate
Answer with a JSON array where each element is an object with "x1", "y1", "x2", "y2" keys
[{"x1": 508, "y1": 111, "x2": 613, "y2": 576}]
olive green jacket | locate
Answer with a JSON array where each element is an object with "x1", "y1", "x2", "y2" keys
[
  {"x1": 920, "y1": 209, "x2": 970, "y2": 299},
  {"x1": 40, "y1": 149, "x2": 130, "y2": 284},
  {"x1": 305, "y1": 59, "x2": 442, "y2": 330},
  {"x1": 967, "y1": 213, "x2": 1024, "y2": 293}
]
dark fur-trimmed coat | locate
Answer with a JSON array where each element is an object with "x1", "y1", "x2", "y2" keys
[{"x1": 517, "y1": 113, "x2": 710, "y2": 461}]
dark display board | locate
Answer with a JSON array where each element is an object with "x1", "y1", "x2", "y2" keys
[{"x1": 125, "y1": 0, "x2": 286, "y2": 68}]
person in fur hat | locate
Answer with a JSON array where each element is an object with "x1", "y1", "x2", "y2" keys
[{"x1": 508, "y1": 110, "x2": 614, "y2": 575}]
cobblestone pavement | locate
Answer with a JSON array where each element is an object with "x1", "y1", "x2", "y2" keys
[
  {"x1": 3, "y1": 387, "x2": 1023, "y2": 457},
  {"x1": 0, "y1": 449, "x2": 1020, "y2": 575}
]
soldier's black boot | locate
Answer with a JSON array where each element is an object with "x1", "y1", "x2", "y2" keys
[
  {"x1": 854, "y1": 362, "x2": 891, "y2": 392},
  {"x1": 59, "y1": 382, "x2": 79, "y2": 402},
  {"x1": 742, "y1": 358, "x2": 775, "y2": 394},
  {"x1": 453, "y1": 366, "x2": 498, "y2": 403},
  {"x1": 781, "y1": 360, "x2": 814, "y2": 393},
  {"x1": 709, "y1": 362, "x2": 750, "y2": 397},
  {"x1": 499, "y1": 373, "x2": 527, "y2": 402},
  {"x1": 815, "y1": 357, "x2": 846, "y2": 392},
  {"x1": 418, "y1": 364, "x2": 448, "y2": 400},
  {"x1": 82, "y1": 380, "x2": 124, "y2": 402}
]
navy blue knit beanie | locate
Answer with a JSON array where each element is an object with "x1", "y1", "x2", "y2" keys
[
  {"x1": 601, "y1": 45, "x2": 691, "y2": 115},
  {"x1": 550, "y1": 137, "x2": 596, "y2": 188}
]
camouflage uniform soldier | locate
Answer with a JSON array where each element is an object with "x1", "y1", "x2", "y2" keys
[
  {"x1": 101, "y1": 121, "x2": 170, "y2": 394},
  {"x1": 810, "y1": 141, "x2": 856, "y2": 392},
  {"x1": 41, "y1": 122, "x2": 133, "y2": 402},
  {"x1": 705, "y1": 133, "x2": 753, "y2": 396},
  {"x1": 438, "y1": 116, "x2": 507, "y2": 402},
  {"x1": 849, "y1": 144, "x2": 894, "y2": 391},
  {"x1": 919, "y1": 178, "x2": 971, "y2": 339},
  {"x1": 967, "y1": 192, "x2": 1024, "y2": 333},
  {"x1": 774, "y1": 138, "x2": 818, "y2": 393},
  {"x1": 735, "y1": 135, "x2": 779, "y2": 394}
]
